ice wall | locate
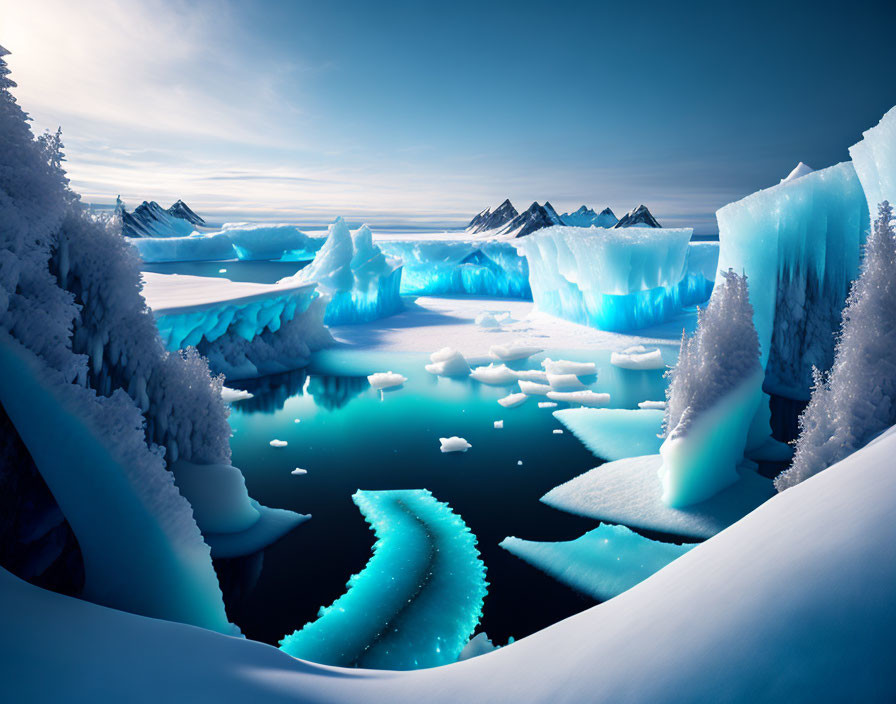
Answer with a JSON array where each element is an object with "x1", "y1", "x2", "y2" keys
[
  {"x1": 378, "y1": 240, "x2": 531, "y2": 298},
  {"x1": 279, "y1": 489, "x2": 486, "y2": 670},
  {"x1": 716, "y1": 162, "x2": 869, "y2": 399},
  {"x1": 849, "y1": 105, "x2": 896, "y2": 219},
  {"x1": 518, "y1": 226, "x2": 712, "y2": 330}
]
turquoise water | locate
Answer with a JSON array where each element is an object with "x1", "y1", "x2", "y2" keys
[{"x1": 225, "y1": 348, "x2": 669, "y2": 648}]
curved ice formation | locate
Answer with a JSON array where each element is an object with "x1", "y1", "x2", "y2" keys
[
  {"x1": 554, "y1": 408, "x2": 665, "y2": 461},
  {"x1": 288, "y1": 219, "x2": 403, "y2": 324},
  {"x1": 498, "y1": 392, "x2": 528, "y2": 408},
  {"x1": 519, "y1": 226, "x2": 714, "y2": 331},
  {"x1": 279, "y1": 489, "x2": 487, "y2": 670},
  {"x1": 129, "y1": 224, "x2": 325, "y2": 263},
  {"x1": 378, "y1": 240, "x2": 531, "y2": 298},
  {"x1": 849, "y1": 105, "x2": 896, "y2": 218},
  {"x1": 142, "y1": 272, "x2": 333, "y2": 380},
  {"x1": 489, "y1": 342, "x2": 543, "y2": 361},
  {"x1": 500, "y1": 523, "x2": 693, "y2": 601},
  {"x1": 518, "y1": 380, "x2": 551, "y2": 396},
  {"x1": 716, "y1": 161, "x2": 869, "y2": 399}
]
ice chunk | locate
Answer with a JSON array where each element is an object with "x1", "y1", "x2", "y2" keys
[
  {"x1": 440, "y1": 436, "x2": 472, "y2": 453},
  {"x1": 552, "y1": 429, "x2": 563, "y2": 435},
  {"x1": 780, "y1": 162, "x2": 814, "y2": 183},
  {"x1": 546, "y1": 390, "x2": 610, "y2": 407},
  {"x1": 366, "y1": 371, "x2": 407, "y2": 390},
  {"x1": 493, "y1": 420, "x2": 504, "y2": 429},
  {"x1": 542, "y1": 358, "x2": 598, "y2": 375},
  {"x1": 489, "y1": 342, "x2": 543, "y2": 361},
  {"x1": 500, "y1": 523, "x2": 693, "y2": 601},
  {"x1": 471, "y1": 364, "x2": 518, "y2": 385},
  {"x1": 270, "y1": 439, "x2": 288, "y2": 448},
  {"x1": 546, "y1": 373, "x2": 587, "y2": 391},
  {"x1": 279, "y1": 489, "x2": 486, "y2": 669},
  {"x1": 639, "y1": 400, "x2": 666, "y2": 410},
  {"x1": 511, "y1": 369, "x2": 549, "y2": 383},
  {"x1": 518, "y1": 380, "x2": 551, "y2": 396},
  {"x1": 555, "y1": 408, "x2": 664, "y2": 461},
  {"x1": 519, "y1": 226, "x2": 713, "y2": 330},
  {"x1": 543, "y1": 454, "x2": 773, "y2": 540},
  {"x1": 291, "y1": 468, "x2": 308, "y2": 475},
  {"x1": 610, "y1": 346, "x2": 665, "y2": 370},
  {"x1": 457, "y1": 632, "x2": 498, "y2": 661},
  {"x1": 498, "y1": 393, "x2": 528, "y2": 408},
  {"x1": 221, "y1": 387, "x2": 253, "y2": 403},
  {"x1": 538, "y1": 401, "x2": 558, "y2": 408},
  {"x1": 425, "y1": 347, "x2": 471, "y2": 377}
]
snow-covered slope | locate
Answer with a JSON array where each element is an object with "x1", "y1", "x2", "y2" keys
[{"x1": 3, "y1": 424, "x2": 894, "y2": 702}]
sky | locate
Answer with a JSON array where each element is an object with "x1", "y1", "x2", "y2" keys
[{"x1": 2, "y1": 0, "x2": 895, "y2": 232}]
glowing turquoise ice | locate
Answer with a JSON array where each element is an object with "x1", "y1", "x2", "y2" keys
[
  {"x1": 553, "y1": 408, "x2": 665, "y2": 461},
  {"x1": 500, "y1": 523, "x2": 694, "y2": 601},
  {"x1": 279, "y1": 489, "x2": 487, "y2": 670}
]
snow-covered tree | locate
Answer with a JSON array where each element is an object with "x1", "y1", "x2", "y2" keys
[
  {"x1": 777, "y1": 201, "x2": 896, "y2": 491},
  {"x1": 663, "y1": 269, "x2": 761, "y2": 439}
]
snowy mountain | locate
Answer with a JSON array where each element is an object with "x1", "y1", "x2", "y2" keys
[
  {"x1": 120, "y1": 198, "x2": 206, "y2": 238},
  {"x1": 466, "y1": 199, "x2": 518, "y2": 233},
  {"x1": 614, "y1": 204, "x2": 661, "y2": 228},
  {"x1": 542, "y1": 201, "x2": 563, "y2": 226},
  {"x1": 560, "y1": 206, "x2": 619, "y2": 228},
  {"x1": 499, "y1": 201, "x2": 562, "y2": 238}
]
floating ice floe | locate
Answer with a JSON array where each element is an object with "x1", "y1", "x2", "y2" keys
[
  {"x1": 498, "y1": 393, "x2": 528, "y2": 408},
  {"x1": 552, "y1": 429, "x2": 563, "y2": 435},
  {"x1": 218, "y1": 268, "x2": 227, "y2": 273},
  {"x1": 512, "y1": 368, "x2": 549, "y2": 383},
  {"x1": 493, "y1": 420, "x2": 504, "y2": 429},
  {"x1": 291, "y1": 468, "x2": 307, "y2": 476},
  {"x1": 639, "y1": 400, "x2": 666, "y2": 410},
  {"x1": 440, "y1": 436, "x2": 472, "y2": 453},
  {"x1": 554, "y1": 408, "x2": 664, "y2": 461},
  {"x1": 546, "y1": 373, "x2": 588, "y2": 391},
  {"x1": 541, "y1": 358, "x2": 598, "y2": 376},
  {"x1": 518, "y1": 380, "x2": 552, "y2": 396},
  {"x1": 270, "y1": 439, "x2": 288, "y2": 448},
  {"x1": 538, "y1": 401, "x2": 558, "y2": 409},
  {"x1": 489, "y1": 342, "x2": 543, "y2": 362},
  {"x1": 546, "y1": 390, "x2": 610, "y2": 407},
  {"x1": 221, "y1": 387, "x2": 253, "y2": 403},
  {"x1": 610, "y1": 346, "x2": 666, "y2": 370},
  {"x1": 425, "y1": 347, "x2": 471, "y2": 377},
  {"x1": 471, "y1": 364, "x2": 518, "y2": 385},
  {"x1": 367, "y1": 371, "x2": 407, "y2": 390},
  {"x1": 500, "y1": 523, "x2": 693, "y2": 601}
]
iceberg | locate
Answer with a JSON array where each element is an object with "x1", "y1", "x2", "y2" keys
[
  {"x1": 519, "y1": 226, "x2": 715, "y2": 331},
  {"x1": 426, "y1": 347, "x2": 471, "y2": 377},
  {"x1": 500, "y1": 523, "x2": 693, "y2": 601},
  {"x1": 440, "y1": 436, "x2": 472, "y2": 453},
  {"x1": 141, "y1": 272, "x2": 333, "y2": 380},
  {"x1": 279, "y1": 489, "x2": 486, "y2": 669},
  {"x1": 378, "y1": 240, "x2": 531, "y2": 298},
  {"x1": 288, "y1": 219, "x2": 403, "y2": 325},
  {"x1": 554, "y1": 408, "x2": 664, "y2": 461},
  {"x1": 367, "y1": 371, "x2": 407, "y2": 389}
]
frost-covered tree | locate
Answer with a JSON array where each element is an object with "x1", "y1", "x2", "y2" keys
[
  {"x1": 663, "y1": 269, "x2": 761, "y2": 439},
  {"x1": 777, "y1": 201, "x2": 896, "y2": 491}
]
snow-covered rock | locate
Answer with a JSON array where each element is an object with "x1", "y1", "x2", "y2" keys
[
  {"x1": 559, "y1": 205, "x2": 618, "y2": 228},
  {"x1": 497, "y1": 392, "x2": 528, "y2": 408},
  {"x1": 367, "y1": 371, "x2": 407, "y2": 390},
  {"x1": 779, "y1": 161, "x2": 814, "y2": 183}
]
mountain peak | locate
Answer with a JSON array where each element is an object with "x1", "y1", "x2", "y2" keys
[
  {"x1": 614, "y1": 204, "x2": 661, "y2": 228},
  {"x1": 467, "y1": 199, "x2": 518, "y2": 233}
]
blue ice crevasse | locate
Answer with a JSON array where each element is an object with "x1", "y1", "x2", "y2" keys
[{"x1": 279, "y1": 489, "x2": 487, "y2": 670}]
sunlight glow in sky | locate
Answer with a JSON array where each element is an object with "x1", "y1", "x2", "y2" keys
[{"x1": 2, "y1": 0, "x2": 895, "y2": 231}]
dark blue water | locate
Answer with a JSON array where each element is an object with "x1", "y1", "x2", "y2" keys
[{"x1": 224, "y1": 349, "x2": 668, "y2": 648}]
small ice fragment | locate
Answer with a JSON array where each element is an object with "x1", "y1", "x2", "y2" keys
[
  {"x1": 542, "y1": 358, "x2": 598, "y2": 375},
  {"x1": 471, "y1": 364, "x2": 518, "y2": 385},
  {"x1": 546, "y1": 373, "x2": 587, "y2": 391},
  {"x1": 270, "y1": 439, "x2": 288, "y2": 448},
  {"x1": 638, "y1": 400, "x2": 667, "y2": 410},
  {"x1": 489, "y1": 341, "x2": 543, "y2": 362},
  {"x1": 440, "y1": 436, "x2": 472, "y2": 453},
  {"x1": 553, "y1": 429, "x2": 563, "y2": 434},
  {"x1": 221, "y1": 387, "x2": 253, "y2": 403},
  {"x1": 367, "y1": 371, "x2": 407, "y2": 389},
  {"x1": 494, "y1": 420, "x2": 504, "y2": 429},
  {"x1": 512, "y1": 369, "x2": 549, "y2": 383},
  {"x1": 294, "y1": 419, "x2": 301, "y2": 423},
  {"x1": 517, "y1": 460, "x2": 523, "y2": 466},
  {"x1": 518, "y1": 380, "x2": 551, "y2": 396},
  {"x1": 610, "y1": 346, "x2": 665, "y2": 370},
  {"x1": 291, "y1": 468, "x2": 307, "y2": 475},
  {"x1": 546, "y1": 390, "x2": 611, "y2": 407},
  {"x1": 426, "y1": 347, "x2": 471, "y2": 376},
  {"x1": 218, "y1": 268, "x2": 227, "y2": 273},
  {"x1": 538, "y1": 401, "x2": 558, "y2": 409},
  {"x1": 498, "y1": 393, "x2": 528, "y2": 408}
]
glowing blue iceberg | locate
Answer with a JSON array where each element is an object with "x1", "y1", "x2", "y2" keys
[
  {"x1": 500, "y1": 523, "x2": 693, "y2": 601},
  {"x1": 279, "y1": 489, "x2": 487, "y2": 670},
  {"x1": 519, "y1": 226, "x2": 714, "y2": 331},
  {"x1": 378, "y1": 240, "x2": 531, "y2": 298},
  {"x1": 716, "y1": 162, "x2": 869, "y2": 399},
  {"x1": 289, "y1": 219, "x2": 403, "y2": 325}
]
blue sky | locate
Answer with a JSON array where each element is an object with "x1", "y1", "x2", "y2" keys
[{"x1": 2, "y1": 0, "x2": 895, "y2": 232}]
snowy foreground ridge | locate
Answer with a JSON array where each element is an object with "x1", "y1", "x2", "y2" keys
[{"x1": 4, "y1": 426, "x2": 895, "y2": 701}]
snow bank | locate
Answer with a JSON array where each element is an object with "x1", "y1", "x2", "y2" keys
[
  {"x1": 288, "y1": 219, "x2": 403, "y2": 324},
  {"x1": 518, "y1": 226, "x2": 714, "y2": 331},
  {"x1": 500, "y1": 523, "x2": 693, "y2": 601},
  {"x1": 279, "y1": 489, "x2": 486, "y2": 669},
  {"x1": 554, "y1": 408, "x2": 664, "y2": 461},
  {"x1": 545, "y1": 390, "x2": 610, "y2": 407},
  {"x1": 541, "y1": 358, "x2": 597, "y2": 375},
  {"x1": 378, "y1": 240, "x2": 531, "y2": 298}
]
